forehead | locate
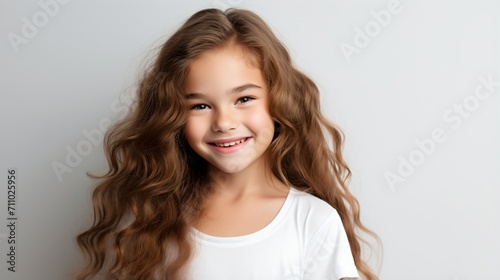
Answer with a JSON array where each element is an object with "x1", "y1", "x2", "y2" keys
[
  {"x1": 193, "y1": 40, "x2": 259, "y2": 68},
  {"x1": 184, "y1": 42, "x2": 264, "y2": 92}
]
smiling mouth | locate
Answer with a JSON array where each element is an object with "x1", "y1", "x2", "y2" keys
[{"x1": 210, "y1": 138, "x2": 249, "y2": 147}]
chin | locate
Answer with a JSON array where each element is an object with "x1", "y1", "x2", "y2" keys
[
  {"x1": 209, "y1": 159, "x2": 251, "y2": 174},
  {"x1": 212, "y1": 164, "x2": 246, "y2": 174}
]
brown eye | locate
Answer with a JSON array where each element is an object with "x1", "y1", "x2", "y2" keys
[
  {"x1": 236, "y1": 96, "x2": 254, "y2": 104},
  {"x1": 191, "y1": 104, "x2": 210, "y2": 110}
]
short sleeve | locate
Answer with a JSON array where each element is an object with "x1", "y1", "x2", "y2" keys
[{"x1": 302, "y1": 210, "x2": 360, "y2": 280}]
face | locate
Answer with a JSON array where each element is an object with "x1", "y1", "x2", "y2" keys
[{"x1": 183, "y1": 43, "x2": 274, "y2": 174}]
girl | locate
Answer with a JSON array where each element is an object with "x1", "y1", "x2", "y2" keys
[{"x1": 77, "y1": 8, "x2": 379, "y2": 280}]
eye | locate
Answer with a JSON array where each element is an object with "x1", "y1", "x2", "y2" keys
[
  {"x1": 190, "y1": 104, "x2": 210, "y2": 110},
  {"x1": 236, "y1": 96, "x2": 255, "y2": 104}
]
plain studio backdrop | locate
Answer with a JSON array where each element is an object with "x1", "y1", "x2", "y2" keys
[{"x1": 1, "y1": 0, "x2": 499, "y2": 279}]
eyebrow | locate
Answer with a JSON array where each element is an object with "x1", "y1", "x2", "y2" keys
[{"x1": 184, "y1": 83, "x2": 262, "y2": 99}]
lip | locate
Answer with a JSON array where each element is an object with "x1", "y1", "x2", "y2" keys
[{"x1": 208, "y1": 137, "x2": 251, "y2": 154}]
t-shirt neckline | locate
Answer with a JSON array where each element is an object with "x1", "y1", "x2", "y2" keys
[{"x1": 191, "y1": 187, "x2": 297, "y2": 247}]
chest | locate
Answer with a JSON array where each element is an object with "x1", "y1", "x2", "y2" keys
[
  {"x1": 194, "y1": 195, "x2": 287, "y2": 237},
  {"x1": 188, "y1": 228, "x2": 304, "y2": 280}
]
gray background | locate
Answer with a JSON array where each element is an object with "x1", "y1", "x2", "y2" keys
[{"x1": 1, "y1": 0, "x2": 499, "y2": 279}]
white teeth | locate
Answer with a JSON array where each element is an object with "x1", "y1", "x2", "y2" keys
[{"x1": 214, "y1": 138, "x2": 246, "y2": 147}]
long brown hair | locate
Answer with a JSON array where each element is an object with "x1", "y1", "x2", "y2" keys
[{"x1": 76, "y1": 8, "x2": 380, "y2": 280}]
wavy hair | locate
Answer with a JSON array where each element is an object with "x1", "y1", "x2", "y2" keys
[{"x1": 76, "y1": 8, "x2": 380, "y2": 280}]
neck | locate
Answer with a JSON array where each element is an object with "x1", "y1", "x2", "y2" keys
[{"x1": 207, "y1": 158, "x2": 286, "y2": 198}]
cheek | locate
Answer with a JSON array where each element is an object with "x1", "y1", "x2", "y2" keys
[
  {"x1": 184, "y1": 117, "x2": 204, "y2": 145},
  {"x1": 246, "y1": 107, "x2": 274, "y2": 139}
]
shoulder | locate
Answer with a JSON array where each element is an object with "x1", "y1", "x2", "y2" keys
[
  {"x1": 289, "y1": 187, "x2": 338, "y2": 217},
  {"x1": 289, "y1": 189, "x2": 359, "y2": 279},
  {"x1": 288, "y1": 187, "x2": 343, "y2": 235}
]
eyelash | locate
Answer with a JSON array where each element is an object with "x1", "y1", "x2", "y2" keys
[
  {"x1": 190, "y1": 104, "x2": 209, "y2": 110},
  {"x1": 190, "y1": 96, "x2": 255, "y2": 110},
  {"x1": 236, "y1": 96, "x2": 254, "y2": 104}
]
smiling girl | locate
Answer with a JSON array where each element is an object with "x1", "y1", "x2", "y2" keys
[{"x1": 76, "y1": 8, "x2": 379, "y2": 280}]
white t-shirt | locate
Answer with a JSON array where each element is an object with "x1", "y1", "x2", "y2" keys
[{"x1": 187, "y1": 187, "x2": 360, "y2": 280}]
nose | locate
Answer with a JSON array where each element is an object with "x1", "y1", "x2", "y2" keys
[{"x1": 212, "y1": 109, "x2": 237, "y2": 133}]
